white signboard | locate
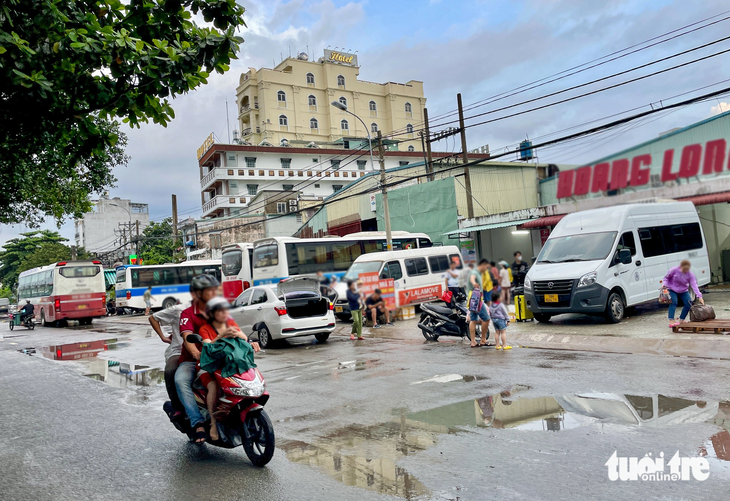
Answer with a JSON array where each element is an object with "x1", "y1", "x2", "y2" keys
[{"x1": 370, "y1": 193, "x2": 377, "y2": 212}]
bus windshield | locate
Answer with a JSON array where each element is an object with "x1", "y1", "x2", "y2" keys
[
  {"x1": 58, "y1": 265, "x2": 100, "y2": 278},
  {"x1": 344, "y1": 261, "x2": 383, "y2": 281},
  {"x1": 222, "y1": 250, "x2": 242, "y2": 276},
  {"x1": 254, "y1": 244, "x2": 278, "y2": 268},
  {"x1": 538, "y1": 232, "x2": 618, "y2": 263}
]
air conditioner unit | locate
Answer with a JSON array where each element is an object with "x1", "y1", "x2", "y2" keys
[{"x1": 289, "y1": 199, "x2": 298, "y2": 206}]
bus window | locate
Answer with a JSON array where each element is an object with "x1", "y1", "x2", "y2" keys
[
  {"x1": 362, "y1": 240, "x2": 382, "y2": 253},
  {"x1": 222, "y1": 250, "x2": 243, "y2": 277},
  {"x1": 116, "y1": 269, "x2": 127, "y2": 284},
  {"x1": 418, "y1": 238, "x2": 433, "y2": 248},
  {"x1": 248, "y1": 248, "x2": 254, "y2": 276},
  {"x1": 295, "y1": 243, "x2": 332, "y2": 274},
  {"x1": 332, "y1": 242, "x2": 363, "y2": 271},
  {"x1": 394, "y1": 239, "x2": 417, "y2": 250},
  {"x1": 254, "y1": 244, "x2": 279, "y2": 268}
]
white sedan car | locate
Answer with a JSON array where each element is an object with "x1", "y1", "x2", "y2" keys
[{"x1": 229, "y1": 277, "x2": 336, "y2": 349}]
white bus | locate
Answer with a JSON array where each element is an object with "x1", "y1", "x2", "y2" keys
[
  {"x1": 252, "y1": 232, "x2": 433, "y2": 286},
  {"x1": 18, "y1": 260, "x2": 107, "y2": 326},
  {"x1": 221, "y1": 243, "x2": 254, "y2": 301},
  {"x1": 115, "y1": 260, "x2": 221, "y2": 310}
]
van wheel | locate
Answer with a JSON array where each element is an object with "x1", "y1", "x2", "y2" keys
[
  {"x1": 534, "y1": 314, "x2": 552, "y2": 323},
  {"x1": 257, "y1": 326, "x2": 273, "y2": 349},
  {"x1": 604, "y1": 292, "x2": 625, "y2": 323},
  {"x1": 162, "y1": 297, "x2": 177, "y2": 309},
  {"x1": 314, "y1": 333, "x2": 329, "y2": 343}
]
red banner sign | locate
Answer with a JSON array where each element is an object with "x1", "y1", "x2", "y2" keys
[
  {"x1": 358, "y1": 272, "x2": 396, "y2": 310},
  {"x1": 556, "y1": 139, "x2": 729, "y2": 199},
  {"x1": 398, "y1": 284, "x2": 443, "y2": 306}
]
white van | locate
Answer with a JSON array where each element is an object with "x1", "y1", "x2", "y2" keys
[
  {"x1": 333, "y1": 246, "x2": 463, "y2": 320},
  {"x1": 523, "y1": 202, "x2": 710, "y2": 323}
]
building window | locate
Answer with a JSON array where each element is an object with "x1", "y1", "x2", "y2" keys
[
  {"x1": 210, "y1": 234, "x2": 222, "y2": 249},
  {"x1": 343, "y1": 172, "x2": 348, "y2": 177},
  {"x1": 406, "y1": 123, "x2": 414, "y2": 138},
  {"x1": 314, "y1": 184, "x2": 321, "y2": 188},
  {"x1": 279, "y1": 171, "x2": 284, "y2": 176},
  {"x1": 357, "y1": 160, "x2": 367, "y2": 170},
  {"x1": 334, "y1": 171, "x2": 339, "y2": 177},
  {"x1": 281, "y1": 158, "x2": 291, "y2": 169},
  {"x1": 369, "y1": 100, "x2": 377, "y2": 117},
  {"x1": 238, "y1": 169, "x2": 244, "y2": 176},
  {"x1": 277, "y1": 90, "x2": 286, "y2": 107},
  {"x1": 283, "y1": 184, "x2": 294, "y2": 191},
  {"x1": 337, "y1": 75, "x2": 345, "y2": 88},
  {"x1": 240, "y1": 198, "x2": 246, "y2": 204},
  {"x1": 279, "y1": 114, "x2": 288, "y2": 131},
  {"x1": 310, "y1": 118, "x2": 318, "y2": 131},
  {"x1": 249, "y1": 169, "x2": 255, "y2": 176},
  {"x1": 405, "y1": 102, "x2": 413, "y2": 118},
  {"x1": 269, "y1": 170, "x2": 275, "y2": 176},
  {"x1": 227, "y1": 169, "x2": 234, "y2": 175},
  {"x1": 247, "y1": 184, "x2": 258, "y2": 196},
  {"x1": 399, "y1": 161, "x2": 409, "y2": 166},
  {"x1": 331, "y1": 159, "x2": 341, "y2": 170},
  {"x1": 407, "y1": 145, "x2": 415, "y2": 152},
  {"x1": 312, "y1": 158, "x2": 318, "y2": 163},
  {"x1": 245, "y1": 157, "x2": 256, "y2": 168},
  {"x1": 288, "y1": 170, "x2": 294, "y2": 177},
  {"x1": 371, "y1": 122, "x2": 378, "y2": 133},
  {"x1": 298, "y1": 171, "x2": 303, "y2": 177},
  {"x1": 308, "y1": 94, "x2": 317, "y2": 111},
  {"x1": 338, "y1": 96, "x2": 347, "y2": 108},
  {"x1": 277, "y1": 202, "x2": 287, "y2": 214},
  {"x1": 333, "y1": 185, "x2": 343, "y2": 193},
  {"x1": 340, "y1": 119, "x2": 349, "y2": 132},
  {"x1": 259, "y1": 170, "x2": 264, "y2": 176},
  {"x1": 306, "y1": 73, "x2": 315, "y2": 87}
]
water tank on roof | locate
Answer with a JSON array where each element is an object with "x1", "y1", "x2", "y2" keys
[{"x1": 519, "y1": 140, "x2": 533, "y2": 161}]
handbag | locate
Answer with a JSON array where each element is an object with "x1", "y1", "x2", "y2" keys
[
  {"x1": 689, "y1": 304, "x2": 715, "y2": 322},
  {"x1": 658, "y1": 287, "x2": 671, "y2": 305}
]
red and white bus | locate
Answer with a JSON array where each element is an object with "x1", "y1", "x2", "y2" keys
[
  {"x1": 18, "y1": 260, "x2": 107, "y2": 326},
  {"x1": 221, "y1": 243, "x2": 254, "y2": 301}
]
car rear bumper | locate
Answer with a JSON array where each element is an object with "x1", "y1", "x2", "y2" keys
[{"x1": 276, "y1": 313, "x2": 337, "y2": 338}]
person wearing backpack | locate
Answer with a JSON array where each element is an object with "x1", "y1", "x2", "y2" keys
[
  {"x1": 663, "y1": 259, "x2": 704, "y2": 328},
  {"x1": 467, "y1": 259, "x2": 491, "y2": 348}
]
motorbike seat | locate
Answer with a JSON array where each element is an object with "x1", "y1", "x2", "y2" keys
[{"x1": 427, "y1": 304, "x2": 455, "y2": 316}]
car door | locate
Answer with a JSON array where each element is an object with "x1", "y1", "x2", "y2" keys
[
  {"x1": 612, "y1": 230, "x2": 647, "y2": 305},
  {"x1": 247, "y1": 288, "x2": 270, "y2": 332},
  {"x1": 229, "y1": 289, "x2": 252, "y2": 331}
]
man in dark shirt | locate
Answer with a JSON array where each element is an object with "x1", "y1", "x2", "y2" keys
[
  {"x1": 365, "y1": 289, "x2": 393, "y2": 329},
  {"x1": 511, "y1": 251, "x2": 529, "y2": 287},
  {"x1": 19, "y1": 300, "x2": 34, "y2": 322}
]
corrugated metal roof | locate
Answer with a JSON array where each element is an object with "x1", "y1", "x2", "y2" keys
[{"x1": 443, "y1": 218, "x2": 535, "y2": 236}]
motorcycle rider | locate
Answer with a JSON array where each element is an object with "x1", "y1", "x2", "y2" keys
[
  {"x1": 19, "y1": 300, "x2": 35, "y2": 324},
  {"x1": 175, "y1": 274, "x2": 220, "y2": 444}
]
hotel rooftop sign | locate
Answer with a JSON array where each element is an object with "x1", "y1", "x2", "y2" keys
[{"x1": 324, "y1": 49, "x2": 358, "y2": 67}]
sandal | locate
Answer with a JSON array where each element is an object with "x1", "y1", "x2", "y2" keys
[{"x1": 192, "y1": 425, "x2": 206, "y2": 445}]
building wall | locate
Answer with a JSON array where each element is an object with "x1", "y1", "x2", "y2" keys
[
  {"x1": 235, "y1": 55, "x2": 425, "y2": 149},
  {"x1": 264, "y1": 214, "x2": 301, "y2": 238},
  {"x1": 75, "y1": 198, "x2": 149, "y2": 253},
  {"x1": 375, "y1": 178, "x2": 458, "y2": 246},
  {"x1": 456, "y1": 165, "x2": 539, "y2": 218}
]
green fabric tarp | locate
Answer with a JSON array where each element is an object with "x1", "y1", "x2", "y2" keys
[{"x1": 200, "y1": 338, "x2": 257, "y2": 378}]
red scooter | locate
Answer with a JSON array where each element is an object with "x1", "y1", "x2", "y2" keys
[{"x1": 164, "y1": 334, "x2": 275, "y2": 466}]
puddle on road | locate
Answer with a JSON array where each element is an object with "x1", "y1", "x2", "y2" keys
[{"x1": 282, "y1": 388, "x2": 730, "y2": 499}]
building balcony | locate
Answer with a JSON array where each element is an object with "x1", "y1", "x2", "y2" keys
[
  {"x1": 200, "y1": 168, "x2": 242, "y2": 190},
  {"x1": 242, "y1": 127, "x2": 261, "y2": 138},
  {"x1": 202, "y1": 195, "x2": 249, "y2": 218}
]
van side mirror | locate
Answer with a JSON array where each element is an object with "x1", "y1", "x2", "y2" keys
[{"x1": 619, "y1": 249, "x2": 632, "y2": 265}]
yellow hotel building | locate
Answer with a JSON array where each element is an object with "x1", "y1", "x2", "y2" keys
[{"x1": 235, "y1": 50, "x2": 426, "y2": 151}]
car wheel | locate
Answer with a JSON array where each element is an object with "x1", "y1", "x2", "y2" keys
[
  {"x1": 534, "y1": 313, "x2": 552, "y2": 323},
  {"x1": 605, "y1": 292, "x2": 625, "y2": 324},
  {"x1": 258, "y1": 325, "x2": 273, "y2": 349},
  {"x1": 314, "y1": 333, "x2": 330, "y2": 343},
  {"x1": 162, "y1": 297, "x2": 177, "y2": 309}
]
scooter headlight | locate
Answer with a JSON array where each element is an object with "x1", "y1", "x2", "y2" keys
[
  {"x1": 230, "y1": 379, "x2": 265, "y2": 397},
  {"x1": 577, "y1": 271, "x2": 597, "y2": 288},
  {"x1": 523, "y1": 276, "x2": 532, "y2": 290}
]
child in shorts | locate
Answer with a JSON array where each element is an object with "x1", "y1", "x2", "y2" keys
[{"x1": 488, "y1": 291, "x2": 511, "y2": 350}]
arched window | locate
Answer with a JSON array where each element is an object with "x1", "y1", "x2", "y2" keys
[
  {"x1": 340, "y1": 119, "x2": 349, "y2": 131},
  {"x1": 371, "y1": 123, "x2": 378, "y2": 133},
  {"x1": 407, "y1": 145, "x2": 415, "y2": 152},
  {"x1": 310, "y1": 118, "x2": 318, "y2": 130},
  {"x1": 279, "y1": 114, "x2": 288, "y2": 131},
  {"x1": 405, "y1": 102, "x2": 412, "y2": 117},
  {"x1": 338, "y1": 96, "x2": 347, "y2": 107},
  {"x1": 306, "y1": 73, "x2": 315, "y2": 86},
  {"x1": 277, "y1": 90, "x2": 286, "y2": 107},
  {"x1": 308, "y1": 94, "x2": 317, "y2": 111},
  {"x1": 406, "y1": 123, "x2": 414, "y2": 138},
  {"x1": 337, "y1": 75, "x2": 345, "y2": 88},
  {"x1": 369, "y1": 100, "x2": 377, "y2": 117}
]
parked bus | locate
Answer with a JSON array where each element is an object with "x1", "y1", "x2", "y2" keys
[
  {"x1": 18, "y1": 260, "x2": 107, "y2": 326},
  {"x1": 221, "y1": 243, "x2": 254, "y2": 301},
  {"x1": 115, "y1": 260, "x2": 221, "y2": 311},
  {"x1": 252, "y1": 232, "x2": 433, "y2": 285}
]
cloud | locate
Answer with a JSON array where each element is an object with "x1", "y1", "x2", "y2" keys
[{"x1": 710, "y1": 102, "x2": 730, "y2": 115}]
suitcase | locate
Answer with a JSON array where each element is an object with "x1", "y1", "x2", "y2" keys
[{"x1": 514, "y1": 295, "x2": 534, "y2": 322}]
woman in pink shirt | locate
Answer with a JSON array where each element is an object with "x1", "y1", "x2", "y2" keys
[{"x1": 663, "y1": 259, "x2": 704, "y2": 328}]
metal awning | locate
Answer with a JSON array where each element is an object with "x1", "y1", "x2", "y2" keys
[
  {"x1": 443, "y1": 218, "x2": 536, "y2": 236},
  {"x1": 104, "y1": 270, "x2": 117, "y2": 288},
  {"x1": 521, "y1": 214, "x2": 567, "y2": 229}
]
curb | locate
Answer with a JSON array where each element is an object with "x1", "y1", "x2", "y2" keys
[{"x1": 511, "y1": 332, "x2": 730, "y2": 359}]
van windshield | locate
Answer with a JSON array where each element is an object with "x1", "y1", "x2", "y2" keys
[
  {"x1": 538, "y1": 231, "x2": 617, "y2": 263},
  {"x1": 344, "y1": 261, "x2": 383, "y2": 281}
]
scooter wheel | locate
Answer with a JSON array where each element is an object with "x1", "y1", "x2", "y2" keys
[
  {"x1": 242, "y1": 410, "x2": 275, "y2": 467},
  {"x1": 421, "y1": 328, "x2": 439, "y2": 342}
]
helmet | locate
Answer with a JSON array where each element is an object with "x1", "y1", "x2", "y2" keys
[
  {"x1": 190, "y1": 274, "x2": 220, "y2": 293},
  {"x1": 205, "y1": 296, "x2": 230, "y2": 317}
]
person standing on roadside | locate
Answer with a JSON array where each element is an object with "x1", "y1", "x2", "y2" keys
[
  {"x1": 499, "y1": 263, "x2": 511, "y2": 305},
  {"x1": 468, "y1": 259, "x2": 491, "y2": 348},
  {"x1": 149, "y1": 300, "x2": 191, "y2": 417},
  {"x1": 445, "y1": 260, "x2": 460, "y2": 297},
  {"x1": 489, "y1": 291, "x2": 511, "y2": 350},
  {"x1": 480, "y1": 261, "x2": 494, "y2": 294},
  {"x1": 347, "y1": 281, "x2": 365, "y2": 341},
  {"x1": 511, "y1": 251, "x2": 529, "y2": 287},
  {"x1": 663, "y1": 259, "x2": 704, "y2": 328},
  {"x1": 458, "y1": 263, "x2": 473, "y2": 296},
  {"x1": 143, "y1": 286, "x2": 156, "y2": 316}
]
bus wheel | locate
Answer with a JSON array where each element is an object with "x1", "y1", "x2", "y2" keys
[
  {"x1": 41, "y1": 311, "x2": 51, "y2": 327},
  {"x1": 162, "y1": 298, "x2": 177, "y2": 309}
]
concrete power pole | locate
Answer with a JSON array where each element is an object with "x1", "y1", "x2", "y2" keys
[
  {"x1": 71, "y1": 246, "x2": 77, "y2": 260},
  {"x1": 136, "y1": 220, "x2": 140, "y2": 260},
  {"x1": 457, "y1": 93, "x2": 475, "y2": 219},
  {"x1": 376, "y1": 131, "x2": 393, "y2": 251},
  {"x1": 423, "y1": 108, "x2": 434, "y2": 182},
  {"x1": 171, "y1": 194, "x2": 179, "y2": 245}
]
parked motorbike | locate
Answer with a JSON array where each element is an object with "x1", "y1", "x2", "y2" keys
[
  {"x1": 418, "y1": 291, "x2": 489, "y2": 342},
  {"x1": 8, "y1": 312, "x2": 35, "y2": 331},
  {"x1": 163, "y1": 333, "x2": 275, "y2": 466}
]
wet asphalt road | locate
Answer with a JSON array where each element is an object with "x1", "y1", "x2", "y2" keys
[{"x1": 1, "y1": 317, "x2": 730, "y2": 500}]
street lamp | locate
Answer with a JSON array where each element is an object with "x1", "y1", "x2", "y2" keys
[{"x1": 331, "y1": 101, "x2": 392, "y2": 250}]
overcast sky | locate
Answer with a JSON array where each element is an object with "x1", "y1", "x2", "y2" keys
[{"x1": 3, "y1": 0, "x2": 730, "y2": 248}]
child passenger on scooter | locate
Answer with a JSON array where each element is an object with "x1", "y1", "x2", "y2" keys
[{"x1": 197, "y1": 297, "x2": 260, "y2": 441}]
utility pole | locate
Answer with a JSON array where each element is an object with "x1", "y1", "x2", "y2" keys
[
  {"x1": 171, "y1": 194, "x2": 179, "y2": 245},
  {"x1": 457, "y1": 93, "x2": 475, "y2": 219},
  {"x1": 71, "y1": 246, "x2": 77, "y2": 260},
  {"x1": 376, "y1": 131, "x2": 393, "y2": 251},
  {"x1": 423, "y1": 108, "x2": 434, "y2": 182},
  {"x1": 136, "y1": 220, "x2": 140, "y2": 261}
]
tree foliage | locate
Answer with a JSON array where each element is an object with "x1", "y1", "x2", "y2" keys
[
  {"x1": 138, "y1": 219, "x2": 184, "y2": 264},
  {"x1": 0, "y1": 0, "x2": 246, "y2": 225},
  {"x1": 0, "y1": 231, "x2": 68, "y2": 287}
]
